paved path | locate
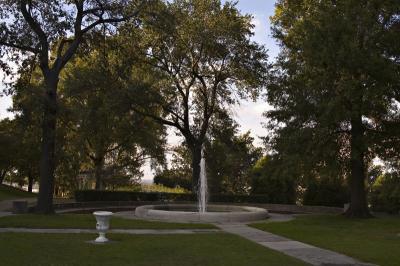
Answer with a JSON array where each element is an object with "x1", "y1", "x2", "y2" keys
[
  {"x1": 0, "y1": 198, "x2": 36, "y2": 212},
  {"x1": 217, "y1": 223, "x2": 375, "y2": 266},
  {"x1": 0, "y1": 212, "x2": 12, "y2": 218},
  {"x1": 0, "y1": 228, "x2": 220, "y2": 235}
]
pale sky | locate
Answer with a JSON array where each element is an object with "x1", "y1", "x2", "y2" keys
[{"x1": 0, "y1": 0, "x2": 279, "y2": 181}]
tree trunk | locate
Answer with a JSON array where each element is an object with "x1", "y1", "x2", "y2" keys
[
  {"x1": 0, "y1": 170, "x2": 6, "y2": 184},
  {"x1": 345, "y1": 115, "x2": 372, "y2": 218},
  {"x1": 36, "y1": 74, "x2": 58, "y2": 214},
  {"x1": 94, "y1": 157, "x2": 105, "y2": 190},
  {"x1": 190, "y1": 144, "x2": 202, "y2": 192},
  {"x1": 28, "y1": 170, "x2": 34, "y2": 193}
]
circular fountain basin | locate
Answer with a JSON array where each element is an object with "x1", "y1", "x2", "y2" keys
[{"x1": 135, "y1": 204, "x2": 269, "y2": 223}]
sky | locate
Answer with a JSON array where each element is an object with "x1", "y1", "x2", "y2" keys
[{"x1": 0, "y1": 0, "x2": 279, "y2": 181}]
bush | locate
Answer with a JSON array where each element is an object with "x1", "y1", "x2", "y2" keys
[
  {"x1": 250, "y1": 157, "x2": 297, "y2": 204},
  {"x1": 75, "y1": 190, "x2": 196, "y2": 202},
  {"x1": 370, "y1": 173, "x2": 400, "y2": 214},
  {"x1": 153, "y1": 170, "x2": 192, "y2": 191},
  {"x1": 74, "y1": 190, "x2": 272, "y2": 204},
  {"x1": 303, "y1": 178, "x2": 349, "y2": 207}
]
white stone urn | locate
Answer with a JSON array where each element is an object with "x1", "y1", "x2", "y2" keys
[{"x1": 93, "y1": 211, "x2": 113, "y2": 243}]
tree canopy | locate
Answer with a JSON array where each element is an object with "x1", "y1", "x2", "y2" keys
[
  {"x1": 267, "y1": 0, "x2": 400, "y2": 217},
  {"x1": 120, "y1": 0, "x2": 269, "y2": 188}
]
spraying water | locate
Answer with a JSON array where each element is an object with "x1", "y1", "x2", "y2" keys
[{"x1": 198, "y1": 146, "x2": 208, "y2": 213}]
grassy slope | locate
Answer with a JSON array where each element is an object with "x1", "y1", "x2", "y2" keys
[
  {"x1": 0, "y1": 185, "x2": 36, "y2": 201},
  {"x1": 0, "y1": 233, "x2": 308, "y2": 266},
  {"x1": 251, "y1": 215, "x2": 400, "y2": 266},
  {"x1": 0, "y1": 214, "x2": 217, "y2": 229}
]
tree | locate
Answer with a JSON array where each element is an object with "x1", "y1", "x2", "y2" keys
[
  {"x1": 268, "y1": 0, "x2": 400, "y2": 217},
  {"x1": 206, "y1": 111, "x2": 262, "y2": 194},
  {"x1": 154, "y1": 110, "x2": 262, "y2": 194},
  {"x1": 61, "y1": 36, "x2": 166, "y2": 190},
  {"x1": 250, "y1": 156, "x2": 298, "y2": 204},
  {"x1": 0, "y1": 119, "x2": 16, "y2": 184},
  {"x1": 0, "y1": 0, "x2": 146, "y2": 213},
  {"x1": 121, "y1": 0, "x2": 268, "y2": 189}
]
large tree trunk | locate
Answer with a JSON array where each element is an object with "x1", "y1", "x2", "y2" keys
[
  {"x1": 36, "y1": 74, "x2": 58, "y2": 214},
  {"x1": 27, "y1": 170, "x2": 34, "y2": 193},
  {"x1": 190, "y1": 144, "x2": 202, "y2": 192},
  {"x1": 0, "y1": 170, "x2": 6, "y2": 184},
  {"x1": 94, "y1": 157, "x2": 104, "y2": 190},
  {"x1": 345, "y1": 115, "x2": 372, "y2": 218}
]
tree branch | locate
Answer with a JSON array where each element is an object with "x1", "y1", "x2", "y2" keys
[
  {"x1": 0, "y1": 40, "x2": 39, "y2": 54},
  {"x1": 19, "y1": 0, "x2": 49, "y2": 68}
]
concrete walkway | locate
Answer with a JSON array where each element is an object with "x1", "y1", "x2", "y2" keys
[
  {"x1": 0, "y1": 198, "x2": 36, "y2": 212},
  {"x1": 0, "y1": 228, "x2": 220, "y2": 235},
  {"x1": 0, "y1": 212, "x2": 12, "y2": 218},
  {"x1": 217, "y1": 223, "x2": 375, "y2": 266}
]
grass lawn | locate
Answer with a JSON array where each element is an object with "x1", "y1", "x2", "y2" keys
[
  {"x1": 0, "y1": 233, "x2": 307, "y2": 266},
  {"x1": 251, "y1": 214, "x2": 400, "y2": 266},
  {"x1": 0, "y1": 214, "x2": 217, "y2": 229},
  {"x1": 0, "y1": 185, "x2": 36, "y2": 201}
]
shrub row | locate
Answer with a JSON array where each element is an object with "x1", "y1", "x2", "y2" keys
[
  {"x1": 74, "y1": 190, "x2": 272, "y2": 204},
  {"x1": 370, "y1": 173, "x2": 400, "y2": 214},
  {"x1": 303, "y1": 179, "x2": 349, "y2": 208}
]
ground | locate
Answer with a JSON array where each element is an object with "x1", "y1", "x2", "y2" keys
[
  {"x1": 251, "y1": 214, "x2": 400, "y2": 266},
  {"x1": 1, "y1": 189, "x2": 398, "y2": 266},
  {"x1": 0, "y1": 214, "x2": 216, "y2": 229},
  {"x1": 0, "y1": 233, "x2": 307, "y2": 266}
]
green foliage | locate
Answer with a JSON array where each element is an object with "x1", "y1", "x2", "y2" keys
[
  {"x1": 250, "y1": 156, "x2": 297, "y2": 204},
  {"x1": 153, "y1": 170, "x2": 192, "y2": 191},
  {"x1": 155, "y1": 110, "x2": 263, "y2": 194},
  {"x1": 120, "y1": 0, "x2": 269, "y2": 185},
  {"x1": 267, "y1": 0, "x2": 400, "y2": 216},
  {"x1": 75, "y1": 190, "x2": 196, "y2": 202},
  {"x1": 74, "y1": 190, "x2": 273, "y2": 204},
  {"x1": 207, "y1": 111, "x2": 262, "y2": 194},
  {"x1": 60, "y1": 36, "x2": 167, "y2": 190},
  {"x1": 303, "y1": 178, "x2": 349, "y2": 207},
  {"x1": 370, "y1": 172, "x2": 400, "y2": 214},
  {"x1": 140, "y1": 184, "x2": 188, "y2": 194}
]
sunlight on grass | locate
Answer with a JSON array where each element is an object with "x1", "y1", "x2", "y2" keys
[
  {"x1": 0, "y1": 233, "x2": 308, "y2": 266},
  {"x1": 251, "y1": 214, "x2": 400, "y2": 266}
]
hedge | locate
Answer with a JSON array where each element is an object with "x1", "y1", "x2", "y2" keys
[
  {"x1": 370, "y1": 173, "x2": 400, "y2": 214},
  {"x1": 303, "y1": 179, "x2": 349, "y2": 208},
  {"x1": 74, "y1": 190, "x2": 272, "y2": 204}
]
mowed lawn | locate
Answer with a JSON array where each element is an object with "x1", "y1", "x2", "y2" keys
[
  {"x1": 0, "y1": 185, "x2": 36, "y2": 201},
  {"x1": 0, "y1": 233, "x2": 308, "y2": 266},
  {"x1": 251, "y1": 214, "x2": 400, "y2": 266},
  {"x1": 0, "y1": 214, "x2": 216, "y2": 229}
]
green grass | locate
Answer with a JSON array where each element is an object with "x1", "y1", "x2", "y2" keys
[
  {"x1": 0, "y1": 185, "x2": 36, "y2": 201},
  {"x1": 251, "y1": 214, "x2": 400, "y2": 266},
  {"x1": 0, "y1": 214, "x2": 217, "y2": 229},
  {"x1": 0, "y1": 233, "x2": 307, "y2": 266}
]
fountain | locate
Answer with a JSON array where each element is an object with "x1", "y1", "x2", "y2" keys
[{"x1": 135, "y1": 145, "x2": 269, "y2": 223}]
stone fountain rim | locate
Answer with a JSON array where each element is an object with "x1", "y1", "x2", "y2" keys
[{"x1": 135, "y1": 204, "x2": 269, "y2": 223}]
